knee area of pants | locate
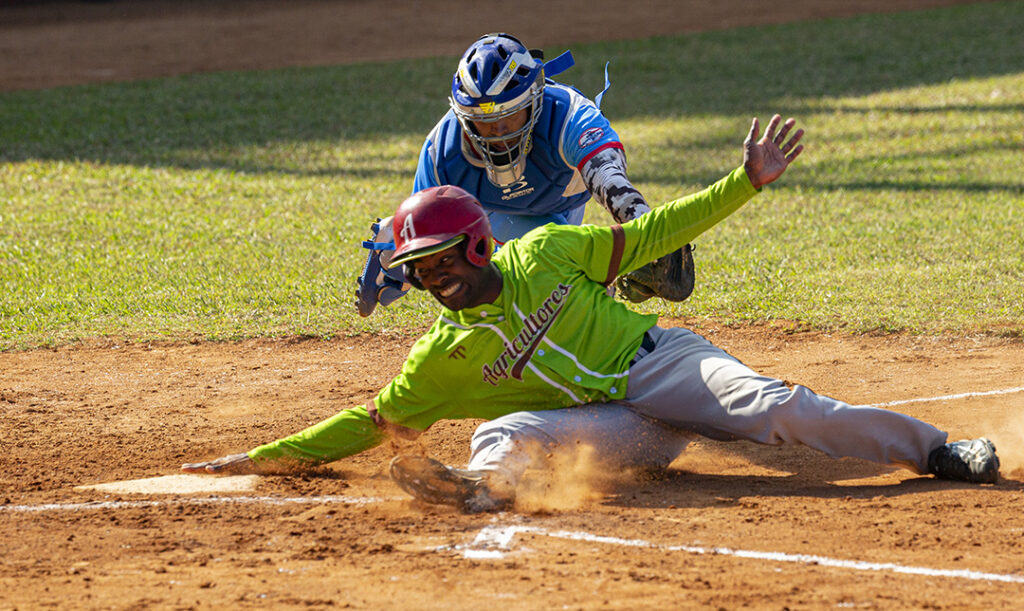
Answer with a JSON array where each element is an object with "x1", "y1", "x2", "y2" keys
[
  {"x1": 471, "y1": 423, "x2": 529, "y2": 450},
  {"x1": 756, "y1": 380, "x2": 807, "y2": 406},
  {"x1": 474, "y1": 420, "x2": 555, "y2": 440}
]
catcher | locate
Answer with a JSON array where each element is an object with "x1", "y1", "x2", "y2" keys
[
  {"x1": 184, "y1": 115, "x2": 1000, "y2": 512},
  {"x1": 356, "y1": 32, "x2": 695, "y2": 317}
]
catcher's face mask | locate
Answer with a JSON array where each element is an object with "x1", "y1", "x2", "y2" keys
[{"x1": 450, "y1": 33, "x2": 545, "y2": 187}]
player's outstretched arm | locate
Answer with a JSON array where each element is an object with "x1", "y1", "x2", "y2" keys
[
  {"x1": 743, "y1": 114, "x2": 804, "y2": 189},
  {"x1": 181, "y1": 404, "x2": 391, "y2": 475},
  {"x1": 181, "y1": 453, "x2": 259, "y2": 475}
]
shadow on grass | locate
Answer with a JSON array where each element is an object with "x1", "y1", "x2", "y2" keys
[
  {"x1": 0, "y1": 2, "x2": 1020, "y2": 178},
  {"x1": 794, "y1": 179, "x2": 1022, "y2": 193},
  {"x1": 823, "y1": 103, "x2": 1024, "y2": 115},
  {"x1": 634, "y1": 134, "x2": 1023, "y2": 191}
]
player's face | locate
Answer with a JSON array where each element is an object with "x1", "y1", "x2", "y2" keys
[
  {"x1": 470, "y1": 108, "x2": 529, "y2": 151},
  {"x1": 410, "y1": 244, "x2": 499, "y2": 310}
]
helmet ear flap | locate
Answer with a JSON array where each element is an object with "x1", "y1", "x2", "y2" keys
[
  {"x1": 404, "y1": 263, "x2": 424, "y2": 290},
  {"x1": 465, "y1": 235, "x2": 492, "y2": 268}
]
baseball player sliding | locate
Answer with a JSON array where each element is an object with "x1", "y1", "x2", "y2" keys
[
  {"x1": 356, "y1": 32, "x2": 695, "y2": 317},
  {"x1": 184, "y1": 115, "x2": 1000, "y2": 513}
]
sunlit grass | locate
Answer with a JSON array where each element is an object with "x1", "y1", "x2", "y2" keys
[{"x1": 1, "y1": 1, "x2": 1021, "y2": 349}]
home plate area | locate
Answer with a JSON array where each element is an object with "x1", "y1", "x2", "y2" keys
[{"x1": 73, "y1": 474, "x2": 260, "y2": 495}]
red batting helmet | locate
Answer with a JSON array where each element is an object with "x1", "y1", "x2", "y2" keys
[{"x1": 387, "y1": 185, "x2": 493, "y2": 270}]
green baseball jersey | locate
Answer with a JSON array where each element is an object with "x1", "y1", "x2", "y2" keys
[{"x1": 249, "y1": 166, "x2": 758, "y2": 468}]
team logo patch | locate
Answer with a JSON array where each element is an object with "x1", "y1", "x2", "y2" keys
[
  {"x1": 479, "y1": 102, "x2": 496, "y2": 114},
  {"x1": 501, "y1": 178, "x2": 534, "y2": 201},
  {"x1": 578, "y1": 127, "x2": 604, "y2": 149}
]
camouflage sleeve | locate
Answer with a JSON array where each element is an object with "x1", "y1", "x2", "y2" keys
[{"x1": 580, "y1": 147, "x2": 650, "y2": 223}]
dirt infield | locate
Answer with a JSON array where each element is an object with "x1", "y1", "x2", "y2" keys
[
  {"x1": 3, "y1": 325, "x2": 1024, "y2": 608},
  {"x1": 3, "y1": 1, "x2": 1023, "y2": 609}
]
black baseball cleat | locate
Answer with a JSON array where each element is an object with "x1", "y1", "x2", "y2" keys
[
  {"x1": 928, "y1": 438, "x2": 1000, "y2": 484},
  {"x1": 389, "y1": 455, "x2": 513, "y2": 514}
]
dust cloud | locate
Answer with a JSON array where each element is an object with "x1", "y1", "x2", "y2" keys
[
  {"x1": 987, "y1": 411, "x2": 1024, "y2": 480},
  {"x1": 514, "y1": 443, "x2": 648, "y2": 512}
]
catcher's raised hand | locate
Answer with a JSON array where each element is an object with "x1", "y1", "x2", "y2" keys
[
  {"x1": 743, "y1": 114, "x2": 804, "y2": 189},
  {"x1": 181, "y1": 452, "x2": 257, "y2": 475}
]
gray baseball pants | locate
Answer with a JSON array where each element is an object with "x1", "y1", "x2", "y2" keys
[{"x1": 467, "y1": 326, "x2": 948, "y2": 488}]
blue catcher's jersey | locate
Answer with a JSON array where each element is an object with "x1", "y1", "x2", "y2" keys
[{"x1": 414, "y1": 81, "x2": 622, "y2": 218}]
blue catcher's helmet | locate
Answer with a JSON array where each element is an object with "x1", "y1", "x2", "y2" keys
[{"x1": 450, "y1": 33, "x2": 545, "y2": 187}]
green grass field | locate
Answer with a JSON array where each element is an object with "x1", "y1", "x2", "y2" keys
[{"x1": 1, "y1": 2, "x2": 1022, "y2": 350}]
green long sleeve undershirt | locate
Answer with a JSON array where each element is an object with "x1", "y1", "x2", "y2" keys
[{"x1": 247, "y1": 405, "x2": 386, "y2": 469}]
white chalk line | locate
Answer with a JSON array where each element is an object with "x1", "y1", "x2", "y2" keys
[
  {"x1": 7, "y1": 490, "x2": 1024, "y2": 585},
  {"x1": 7, "y1": 384, "x2": 1023, "y2": 579},
  {"x1": 0, "y1": 494, "x2": 394, "y2": 513},
  {"x1": 455, "y1": 525, "x2": 1024, "y2": 584},
  {"x1": 859, "y1": 385, "x2": 1024, "y2": 408}
]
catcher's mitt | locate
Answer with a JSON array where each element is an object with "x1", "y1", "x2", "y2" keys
[{"x1": 615, "y1": 244, "x2": 695, "y2": 303}]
